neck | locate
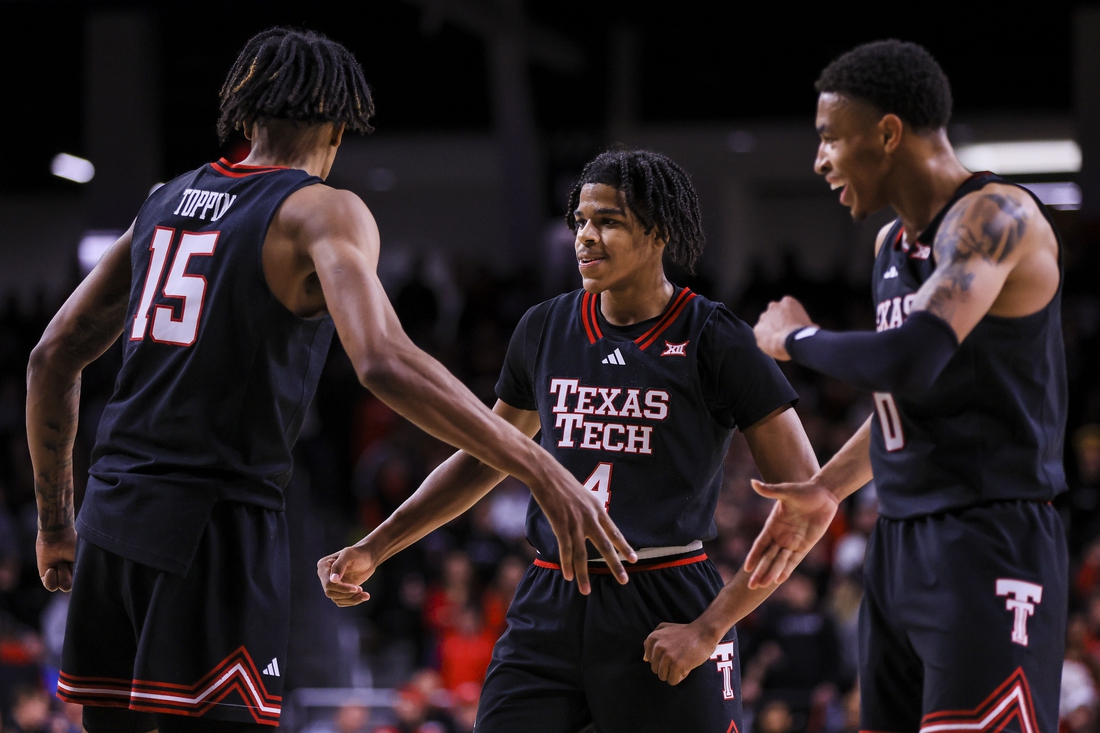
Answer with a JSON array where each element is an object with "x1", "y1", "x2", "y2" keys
[
  {"x1": 238, "y1": 123, "x2": 335, "y2": 178},
  {"x1": 886, "y1": 130, "x2": 972, "y2": 242},
  {"x1": 598, "y1": 269, "x2": 675, "y2": 326}
]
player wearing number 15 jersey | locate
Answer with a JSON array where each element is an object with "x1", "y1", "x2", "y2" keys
[
  {"x1": 751, "y1": 41, "x2": 1068, "y2": 733},
  {"x1": 320, "y1": 149, "x2": 821, "y2": 733},
  {"x1": 27, "y1": 28, "x2": 631, "y2": 733}
]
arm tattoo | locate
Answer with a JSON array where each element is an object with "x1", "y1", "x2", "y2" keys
[
  {"x1": 923, "y1": 192, "x2": 1029, "y2": 321},
  {"x1": 34, "y1": 374, "x2": 80, "y2": 533}
]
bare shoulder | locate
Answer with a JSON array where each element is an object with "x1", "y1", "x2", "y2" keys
[
  {"x1": 935, "y1": 183, "x2": 1047, "y2": 266},
  {"x1": 277, "y1": 184, "x2": 377, "y2": 240},
  {"x1": 874, "y1": 220, "x2": 896, "y2": 256}
]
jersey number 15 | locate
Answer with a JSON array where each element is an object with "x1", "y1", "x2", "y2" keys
[{"x1": 130, "y1": 227, "x2": 220, "y2": 346}]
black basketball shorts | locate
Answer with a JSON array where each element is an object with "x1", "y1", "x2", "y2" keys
[
  {"x1": 860, "y1": 500, "x2": 1067, "y2": 733},
  {"x1": 57, "y1": 502, "x2": 290, "y2": 731},
  {"x1": 476, "y1": 548, "x2": 742, "y2": 733}
]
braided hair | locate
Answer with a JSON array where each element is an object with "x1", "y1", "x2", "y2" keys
[
  {"x1": 566, "y1": 149, "x2": 705, "y2": 273},
  {"x1": 217, "y1": 27, "x2": 375, "y2": 143}
]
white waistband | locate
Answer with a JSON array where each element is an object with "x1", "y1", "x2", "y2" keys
[{"x1": 590, "y1": 540, "x2": 704, "y2": 563}]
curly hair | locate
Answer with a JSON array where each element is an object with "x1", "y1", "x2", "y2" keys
[
  {"x1": 565, "y1": 149, "x2": 705, "y2": 273},
  {"x1": 815, "y1": 40, "x2": 952, "y2": 131},
  {"x1": 217, "y1": 27, "x2": 375, "y2": 143}
]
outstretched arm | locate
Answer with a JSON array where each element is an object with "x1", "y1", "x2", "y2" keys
[
  {"x1": 26, "y1": 226, "x2": 133, "y2": 591},
  {"x1": 643, "y1": 405, "x2": 820, "y2": 685},
  {"x1": 753, "y1": 186, "x2": 1052, "y2": 391},
  {"x1": 744, "y1": 414, "x2": 873, "y2": 588},
  {"x1": 289, "y1": 187, "x2": 634, "y2": 593},
  {"x1": 318, "y1": 401, "x2": 539, "y2": 606}
]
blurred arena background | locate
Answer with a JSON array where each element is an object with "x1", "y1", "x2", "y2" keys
[{"x1": 2, "y1": 1, "x2": 1100, "y2": 731}]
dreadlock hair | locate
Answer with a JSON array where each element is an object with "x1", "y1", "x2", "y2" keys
[
  {"x1": 217, "y1": 27, "x2": 375, "y2": 143},
  {"x1": 815, "y1": 40, "x2": 952, "y2": 131},
  {"x1": 565, "y1": 149, "x2": 705, "y2": 274}
]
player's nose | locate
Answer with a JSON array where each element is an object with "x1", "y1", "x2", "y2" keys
[
  {"x1": 814, "y1": 145, "x2": 830, "y2": 176},
  {"x1": 576, "y1": 218, "x2": 599, "y2": 243}
]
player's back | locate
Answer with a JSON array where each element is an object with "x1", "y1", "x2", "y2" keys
[
  {"x1": 77, "y1": 158, "x2": 333, "y2": 573},
  {"x1": 869, "y1": 172, "x2": 1067, "y2": 519}
]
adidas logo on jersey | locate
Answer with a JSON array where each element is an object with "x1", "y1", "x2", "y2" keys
[
  {"x1": 883, "y1": 266, "x2": 899, "y2": 279},
  {"x1": 601, "y1": 348, "x2": 626, "y2": 365},
  {"x1": 262, "y1": 658, "x2": 281, "y2": 677}
]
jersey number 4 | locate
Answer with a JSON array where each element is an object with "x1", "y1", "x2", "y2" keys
[
  {"x1": 873, "y1": 392, "x2": 906, "y2": 452},
  {"x1": 130, "y1": 227, "x2": 220, "y2": 346},
  {"x1": 583, "y1": 462, "x2": 614, "y2": 510}
]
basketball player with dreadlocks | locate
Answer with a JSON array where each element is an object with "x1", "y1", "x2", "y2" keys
[
  {"x1": 749, "y1": 41, "x2": 1068, "y2": 732},
  {"x1": 27, "y1": 28, "x2": 633, "y2": 733},
  {"x1": 320, "y1": 149, "x2": 820, "y2": 733}
]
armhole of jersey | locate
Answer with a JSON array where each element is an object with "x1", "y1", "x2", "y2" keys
[
  {"x1": 1013, "y1": 183, "x2": 1065, "y2": 298},
  {"x1": 257, "y1": 176, "x2": 328, "y2": 323},
  {"x1": 874, "y1": 219, "x2": 897, "y2": 257}
]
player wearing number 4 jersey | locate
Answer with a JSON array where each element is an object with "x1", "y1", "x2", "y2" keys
[
  {"x1": 320, "y1": 149, "x2": 820, "y2": 733},
  {"x1": 27, "y1": 28, "x2": 632, "y2": 733},
  {"x1": 751, "y1": 41, "x2": 1068, "y2": 733}
]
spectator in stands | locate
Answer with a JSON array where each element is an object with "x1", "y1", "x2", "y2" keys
[
  {"x1": 749, "y1": 572, "x2": 845, "y2": 713},
  {"x1": 438, "y1": 605, "x2": 495, "y2": 691},
  {"x1": 449, "y1": 682, "x2": 479, "y2": 733},
  {"x1": 422, "y1": 552, "x2": 476, "y2": 656},
  {"x1": 481, "y1": 556, "x2": 524, "y2": 636},
  {"x1": 6, "y1": 686, "x2": 50, "y2": 733}
]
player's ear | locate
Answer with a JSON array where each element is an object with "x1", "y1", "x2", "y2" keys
[
  {"x1": 331, "y1": 123, "x2": 346, "y2": 148},
  {"x1": 880, "y1": 114, "x2": 904, "y2": 154}
]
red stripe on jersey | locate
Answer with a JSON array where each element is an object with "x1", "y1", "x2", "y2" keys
[
  {"x1": 580, "y1": 292, "x2": 596, "y2": 343},
  {"x1": 589, "y1": 292, "x2": 603, "y2": 340},
  {"x1": 637, "y1": 289, "x2": 696, "y2": 350},
  {"x1": 210, "y1": 158, "x2": 288, "y2": 178},
  {"x1": 533, "y1": 552, "x2": 707, "y2": 574}
]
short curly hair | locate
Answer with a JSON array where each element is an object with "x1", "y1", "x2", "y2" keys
[
  {"x1": 815, "y1": 40, "x2": 952, "y2": 131},
  {"x1": 217, "y1": 27, "x2": 375, "y2": 143},
  {"x1": 565, "y1": 149, "x2": 705, "y2": 274}
]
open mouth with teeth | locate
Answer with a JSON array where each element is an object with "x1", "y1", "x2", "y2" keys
[
  {"x1": 829, "y1": 180, "x2": 849, "y2": 204},
  {"x1": 578, "y1": 255, "x2": 606, "y2": 269}
]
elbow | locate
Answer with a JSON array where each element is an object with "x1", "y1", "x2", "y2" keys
[
  {"x1": 27, "y1": 338, "x2": 61, "y2": 385},
  {"x1": 357, "y1": 353, "x2": 401, "y2": 395},
  {"x1": 891, "y1": 354, "x2": 952, "y2": 397}
]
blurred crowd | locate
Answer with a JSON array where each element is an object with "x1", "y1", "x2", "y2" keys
[{"x1": 0, "y1": 212, "x2": 1099, "y2": 733}]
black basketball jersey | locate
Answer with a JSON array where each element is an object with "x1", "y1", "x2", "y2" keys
[
  {"x1": 869, "y1": 172, "x2": 1067, "y2": 519},
  {"x1": 496, "y1": 287, "x2": 797, "y2": 560},
  {"x1": 78, "y1": 158, "x2": 334, "y2": 574}
]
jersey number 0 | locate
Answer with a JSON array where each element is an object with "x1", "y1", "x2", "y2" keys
[{"x1": 130, "y1": 227, "x2": 220, "y2": 346}]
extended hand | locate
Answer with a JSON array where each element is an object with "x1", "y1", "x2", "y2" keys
[
  {"x1": 36, "y1": 526, "x2": 77, "y2": 592},
  {"x1": 753, "y1": 296, "x2": 814, "y2": 360},
  {"x1": 527, "y1": 461, "x2": 636, "y2": 595},
  {"x1": 643, "y1": 622, "x2": 718, "y2": 686},
  {"x1": 317, "y1": 544, "x2": 375, "y2": 607},
  {"x1": 744, "y1": 477, "x2": 839, "y2": 589}
]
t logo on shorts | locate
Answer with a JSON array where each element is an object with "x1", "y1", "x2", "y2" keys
[
  {"x1": 710, "y1": 641, "x2": 735, "y2": 700},
  {"x1": 995, "y1": 578, "x2": 1043, "y2": 646}
]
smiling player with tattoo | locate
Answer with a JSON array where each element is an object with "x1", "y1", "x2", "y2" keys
[{"x1": 750, "y1": 41, "x2": 1068, "y2": 733}]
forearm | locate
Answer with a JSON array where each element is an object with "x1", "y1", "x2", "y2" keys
[
  {"x1": 814, "y1": 416, "x2": 873, "y2": 501},
  {"x1": 361, "y1": 450, "x2": 506, "y2": 563},
  {"x1": 695, "y1": 567, "x2": 777, "y2": 643},
  {"x1": 784, "y1": 310, "x2": 958, "y2": 395},
  {"x1": 363, "y1": 341, "x2": 550, "y2": 487},
  {"x1": 26, "y1": 349, "x2": 81, "y2": 534}
]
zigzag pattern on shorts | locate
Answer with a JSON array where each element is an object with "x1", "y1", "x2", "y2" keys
[
  {"x1": 918, "y1": 667, "x2": 1040, "y2": 733},
  {"x1": 57, "y1": 646, "x2": 281, "y2": 726}
]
